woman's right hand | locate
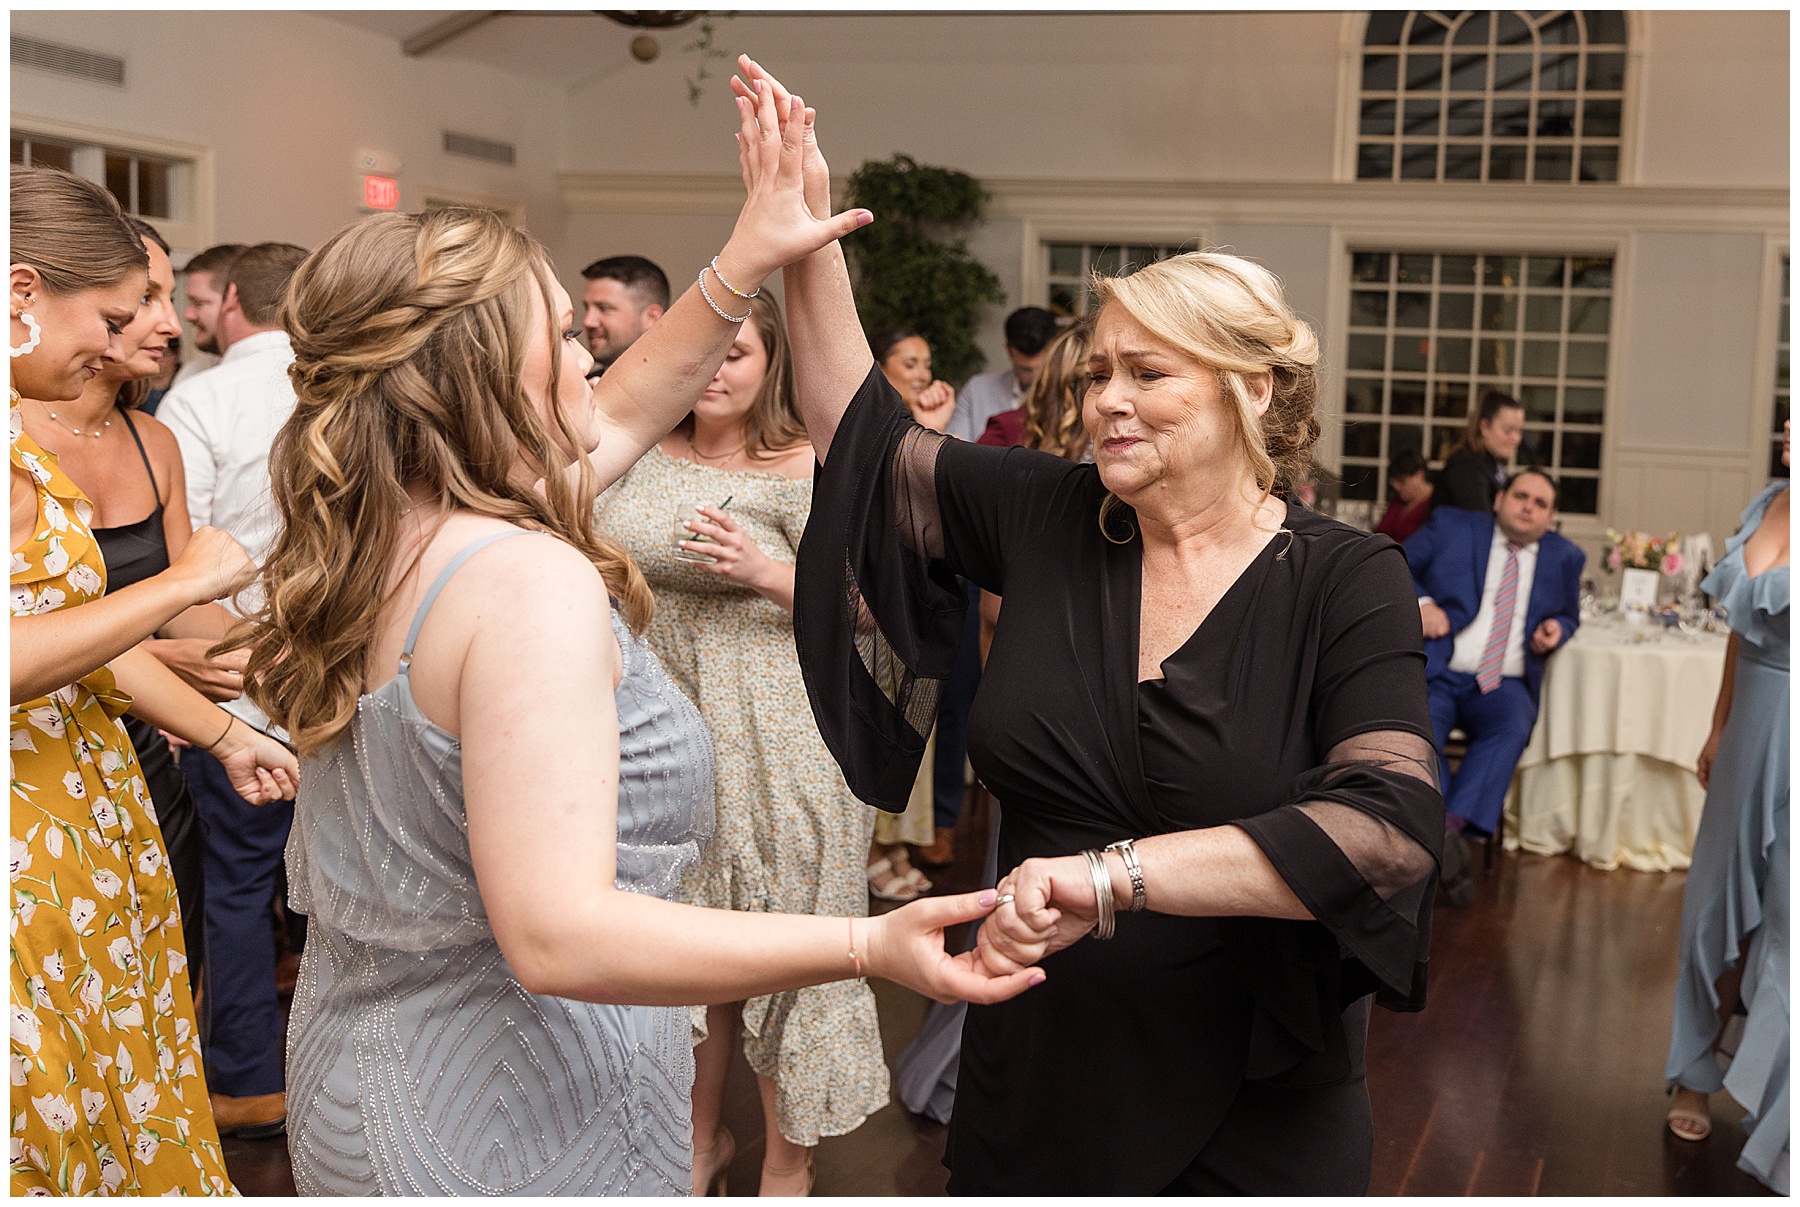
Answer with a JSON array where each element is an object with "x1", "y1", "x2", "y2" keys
[
  {"x1": 1697, "y1": 725, "x2": 1723, "y2": 789},
  {"x1": 168, "y1": 526, "x2": 257, "y2": 606},
  {"x1": 864, "y1": 889, "x2": 1046, "y2": 1005}
]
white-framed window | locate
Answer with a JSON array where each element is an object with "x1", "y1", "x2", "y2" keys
[
  {"x1": 11, "y1": 130, "x2": 190, "y2": 222},
  {"x1": 1355, "y1": 10, "x2": 1627, "y2": 184},
  {"x1": 1775, "y1": 257, "x2": 1790, "y2": 480},
  {"x1": 1340, "y1": 249, "x2": 1611, "y2": 515},
  {"x1": 1044, "y1": 241, "x2": 1186, "y2": 319}
]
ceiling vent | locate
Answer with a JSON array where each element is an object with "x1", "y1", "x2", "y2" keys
[
  {"x1": 11, "y1": 35, "x2": 125, "y2": 86},
  {"x1": 443, "y1": 131, "x2": 515, "y2": 166}
]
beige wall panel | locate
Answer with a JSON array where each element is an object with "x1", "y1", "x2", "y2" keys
[{"x1": 1636, "y1": 11, "x2": 1789, "y2": 188}]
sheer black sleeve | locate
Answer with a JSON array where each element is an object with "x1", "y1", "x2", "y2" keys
[
  {"x1": 794, "y1": 366, "x2": 1085, "y2": 811},
  {"x1": 1231, "y1": 541, "x2": 1444, "y2": 1030}
]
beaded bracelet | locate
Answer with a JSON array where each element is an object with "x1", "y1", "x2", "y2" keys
[
  {"x1": 709, "y1": 255, "x2": 760, "y2": 301},
  {"x1": 696, "y1": 267, "x2": 752, "y2": 324},
  {"x1": 1104, "y1": 838, "x2": 1148, "y2": 912}
]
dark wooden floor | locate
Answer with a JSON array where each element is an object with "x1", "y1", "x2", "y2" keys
[{"x1": 224, "y1": 813, "x2": 1772, "y2": 1196}]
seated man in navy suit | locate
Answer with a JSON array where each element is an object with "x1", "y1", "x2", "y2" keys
[{"x1": 1403, "y1": 467, "x2": 1585, "y2": 863}]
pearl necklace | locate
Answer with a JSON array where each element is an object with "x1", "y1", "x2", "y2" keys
[{"x1": 38, "y1": 402, "x2": 111, "y2": 439}]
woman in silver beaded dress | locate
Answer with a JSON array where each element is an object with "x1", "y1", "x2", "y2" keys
[{"x1": 234, "y1": 85, "x2": 1043, "y2": 1197}]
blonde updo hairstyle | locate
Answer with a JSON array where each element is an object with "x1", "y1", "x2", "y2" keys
[
  {"x1": 234, "y1": 207, "x2": 652, "y2": 756},
  {"x1": 1092, "y1": 251, "x2": 1321, "y2": 502}
]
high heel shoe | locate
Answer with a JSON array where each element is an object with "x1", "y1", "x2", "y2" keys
[
  {"x1": 694, "y1": 1127, "x2": 736, "y2": 1196},
  {"x1": 758, "y1": 1152, "x2": 814, "y2": 1197}
]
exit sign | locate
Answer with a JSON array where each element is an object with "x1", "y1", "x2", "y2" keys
[{"x1": 363, "y1": 175, "x2": 399, "y2": 210}]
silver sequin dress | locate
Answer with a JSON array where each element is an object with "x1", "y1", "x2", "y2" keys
[{"x1": 283, "y1": 532, "x2": 716, "y2": 1195}]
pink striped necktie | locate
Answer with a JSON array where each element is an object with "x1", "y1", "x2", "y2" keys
[{"x1": 1476, "y1": 542, "x2": 1522, "y2": 693}]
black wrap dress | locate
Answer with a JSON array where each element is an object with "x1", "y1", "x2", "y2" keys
[{"x1": 794, "y1": 368, "x2": 1446, "y2": 1195}]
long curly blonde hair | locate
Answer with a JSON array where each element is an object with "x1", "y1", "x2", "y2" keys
[
  {"x1": 1020, "y1": 317, "x2": 1094, "y2": 462},
  {"x1": 233, "y1": 208, "x2": 652, "y2": 756}
]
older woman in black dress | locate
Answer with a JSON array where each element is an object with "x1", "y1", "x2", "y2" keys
[{"x1": 730, "y1": 59, "x2": 1445, "y2": 1195}]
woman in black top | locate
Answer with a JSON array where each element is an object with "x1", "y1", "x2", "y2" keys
[
  {"x1": 1434, "y1": 390, "x2": 1523, "y2": 511},
  {"x1": 736, "y1": 59, "x2": 1444, "y2": 1194}
]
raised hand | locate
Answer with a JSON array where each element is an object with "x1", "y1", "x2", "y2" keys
[
  {"x1": 866, "y1": 889, "x2": 1046, "y2": 1005},
  {"x1": 910, "y1": 380, "x2": 956, "y2": 433},
  {"x1": 731, "y1": 57, "x2": 831, "y2": 221},
  {"x1": 714, "y1": 59, "x2": 871, "y2": 293}
]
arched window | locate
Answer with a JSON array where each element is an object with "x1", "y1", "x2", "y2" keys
[{"x1": 1356, "y1": 11, "x2": 1627, "y2": 184}]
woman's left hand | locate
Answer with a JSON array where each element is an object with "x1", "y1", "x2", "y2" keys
[
  {"x1": 977, "y1": 855, "x2": 1101, "y2": 972},
  {"x1": 213, "y1": 719, "x2": 299, "y2": 805},
  {"x1": 680, "y1": 506, "x2": 780, "y2": 589},
  {"x1": 910, "y1": 380, "x2": 956, "y2": 433}
]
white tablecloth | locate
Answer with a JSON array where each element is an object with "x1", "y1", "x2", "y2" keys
[{"x1": 1503, "y1": 617, "x2": 1728, "y2": 871}]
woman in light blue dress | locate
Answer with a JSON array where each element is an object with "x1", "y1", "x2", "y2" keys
[
  {"x1": 237, "y1": 80, "x2": 1042, "y2": 1197},
  {"x1": 1664, "y1": 427, "x2": 1788, "y2": 1195}
]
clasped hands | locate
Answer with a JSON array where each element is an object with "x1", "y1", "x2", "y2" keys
[{"x1": 972, "y1": 855, "x2": 1112, "y2": 977}]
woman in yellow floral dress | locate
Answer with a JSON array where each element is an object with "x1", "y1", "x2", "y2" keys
[{"x1": 10, "y1": 166, "x2": 296, "y2": 1195}]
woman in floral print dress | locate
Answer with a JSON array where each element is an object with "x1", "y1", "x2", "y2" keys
[{"x1": 9, "y1": 165, "x2": 296, "y2": 1196}]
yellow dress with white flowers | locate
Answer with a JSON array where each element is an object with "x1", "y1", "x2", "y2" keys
[{"x1": 9, "y1": 406, "x2": 231, "y2": 1195}]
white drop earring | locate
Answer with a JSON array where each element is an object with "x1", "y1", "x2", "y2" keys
[{"x1": 10, "y1": 312, "x2": 42, "y2": 358}]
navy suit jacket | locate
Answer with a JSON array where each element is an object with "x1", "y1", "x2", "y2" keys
[{"x1": 1401, "y1": 507, "x2": 1585, "y2": 704}]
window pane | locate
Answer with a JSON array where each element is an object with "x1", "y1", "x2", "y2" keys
[
  {"x1": 1540, "y1": 53, "x2": 1580, "y2": 92},
  {"x1": 1494, "y1": 53, "x2": 1533, "y2": 91},
  {"x1": 1517, "y1": 428, "x2": 1555, "y2": 464},
  {"x1": 1521, "y1": 339, "x2": 1561, "y2": 377},
  {"x1": 1560, "y1": 430, "x2": 1603, "y2": 469},
  {"x1": 1393, "y1": 335, "x2": 1429, "y2": 373},
  {"x1": 104, "y1": 153, "x2": 131, "y2": 209},
  {"x1": 1439, "y1": 256, "x2": 1478, "y2": 286},
  {"x1": 1488, "y1": 143, "x2": 1529, "y2": 180},
  {"x1": 1534, "y1": 145, "x2": 1573, "y2": 183},
  {"x1": 1391, "y1": 380, "x2": 1427, "y2": 416},
  {"x1": 1431, "y1": 423, "x2": 1467, "y2": 460},
  {"x1": 1586, "y1": 11, "x2": 1628, "y2": 46},
  {"x1": 1479, "y1": 338, "x2": 1515, "y2": 376},
  {"x1": 1570, "y1": 257, "x2": 1614, "y2": 289},
  {"x1": 1491, "y1": 99, "x2": 1531, "y2": 137},
  {"x1": 9, "y1": 138, "x2": 23, "y2": 165},
  {"x1": 1480, "y1": 294, "x2": 1517, "y2": 331},
  {"x1": 1048, "y1": 282, "x2": 1080, "y2": 320},
  {"x1": 1391, "y1": 423, "x2": 1425, "y2": 461},
  {"x1": 1343, "y1": 420, "x2": 1383, "y2": 458},
  {"x1": 1539, "y1": 13, "x2": 1580, "y2": 46},
  {"x1": 1363, "y1": 54, "x2": 1399, "y2": 91},
  {"x1": 1449, "y1": 53, "x2": 1488, "y2": 91},
  {"x1": 1435, "y1": 336, "x2": 1472, "y2": 374},
  {"x1": 1365, "y1": 11, "x2": 1406, "y2": 45},
  {"x1": 1496, "y1": 11, "x2": 1533, "y2": 46},
  {"x1": 1520, "y1": 383, "x2": 1559, "y2": 420},
  {"x1": 1351, "y1": 289, "x2": 1390, "y2": 327},
  {"x1": 1405, "y1": 53, "x2": 1443, "y2": 91},
  {"x1": 1403, "y1": 98, "x2": 1441, "y2": 136},
  {"x1": 1407, "y1": 13, "x2": 1449, "y2": 45},
  {"x1": 1565, "y1": 340, "x2": 1608, "y2": 378},
  {"x1": 1125, "y1": 245, "x2": 1161, "y2": 272},
  {"x1": 1348, "y1": 333, "x2": 1388, "y2": 371},
  {"x1": 1560, "y1": 475, "x2": 1599, "y2": 514},
  {"x1": 1361, "y1": 98, "x2": 1397, "y2": 137},
  {"x1": 1357, "y1": 143, "x2": 1396, "y2": 180},
  {"x1": 1453, "y1": 11, "x2": 1491, "y2": 45},
  {"x1": 1557, "y1": 386, "x2": 1601, "y2": 424},
  {"x1": 30, "y1": 141, "x2": 72, "y2": 171},
  {"x1": 1586, "y1": 52, "x2": 1626, "y2": 91},
  {"x1": 1525, "y1": 295, "x2": 1564, "y2": 332},
  {"x1": 1401, "y1": 143, "x2": 1440, "y2": 180},
  {"x1": 1434, "y1": 380, "x2": 1471, "y2": 418},
  {"x1": 1352, "y1": 252, "x2": 1392, "y2": 283},
  {"x1": 1527, "y1": 257, "x2": 1567, "y2": 289},
  {"x1": 136, "y1": 158, "x2": 170, "y2": 218},
  {"x1": 1483, "y1": 256, "x2": 1523, "y2": 288},
  {"x1": 1048, "y1": 243, "x2": 1082, "y2": 277},
  {"x1": 1536, "y1": 99, "x2": 1576, "y2": 138},
  {"x1": 1583, "y1": 98, "x2": 1623, "y2": 138},
  {"x1": 1397, "y1": 254, "x2": 1435, "y2": 284},
  {"x1": 1578, "y1": 144, "x2": 1620, "y2": 183},
  {"x1": 1446, "y1": 98, "x2": 1485, "y2": 136},
  {"x1": 1437, "y1": 292, "x2": 1475, "y2": 330},
  {"x1": 1091, "y1": 245, "x2": 1121, "y2": 276},
  {"x1": 1567, "y1": 295, "x2": 1611, "y2": 334},
  {"x1": 1340, "y1": 463, "x2": 1382, "y2": 501},
  {"x1": 1394, "y1": 291, "x2": 1431, "y2": 327},
  {"x1": 1345, "y1": 377, "x2": 1384, "y2": 414},
  {"x1": 1444, "y1": 143, "x2": 1483, "y2": 180}
]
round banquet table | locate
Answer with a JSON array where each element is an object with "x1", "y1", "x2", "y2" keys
[{"x1": 1502, "y1": 615, "x2": 1729, "y2": 871}]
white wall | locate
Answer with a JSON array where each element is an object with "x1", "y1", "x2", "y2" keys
[
  {"x1": 11, "y1": 10, "x2": 568, "y2": 256},
  {"x1": 1634, "y1": 10, "x2": 1789, "y2": 188}
]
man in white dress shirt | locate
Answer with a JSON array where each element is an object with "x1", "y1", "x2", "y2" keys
[
  {"x1": 945, "y1": 306, "x2": 1059, "y2": 443},
  {"x1": 156, "y1": 240, "x2": 308, "y2": 1139},
  {"x1": 1402, "y1": 468, "x2": 1585, "y2": 897},
  {"x1": 170, "y1": 242, "x2": 244, "y2": 387}
]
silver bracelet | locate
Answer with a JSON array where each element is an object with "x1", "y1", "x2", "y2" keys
[
  {"x1": 696, "y1": 268, "x2": 752, "y2": 323},
  {"x1": 708, "y1": 255, "x2": 760, "y2": 301},
  {"x1": 1081, "y1": 848, "x2": 1116, "y2": 940},
  {"x1": 1104, "y1": 839, "x2": 1147, "y2": 912}
]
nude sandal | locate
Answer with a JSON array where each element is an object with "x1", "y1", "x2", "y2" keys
[
  {"x1": 1667, "y1": 1088, "x2": 1711, "y2": 1141},
  {"x1": 867, "y1": 856, "x2": 925, "y2": 902}
]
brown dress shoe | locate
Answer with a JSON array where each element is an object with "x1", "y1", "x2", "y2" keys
[
  {"x1": 915, "y1": 826, "x2": 956, "y2": 868},
  {"x1": 209, "y1": 1090, "x2": 287, "y2": 1139}
]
